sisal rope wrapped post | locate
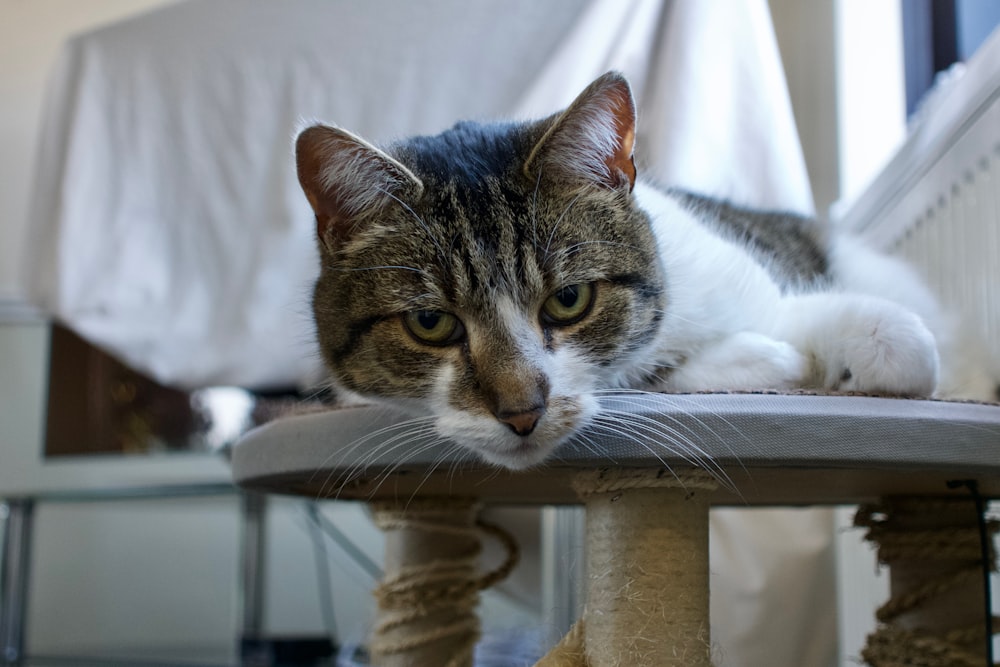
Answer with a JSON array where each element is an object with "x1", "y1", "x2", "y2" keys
[
  {"x1": 537, "y1": 468, "x2": 717, "y2": 667},
  {"x1": 855, "y1": 496, "x2": 999, "y2": 667},
  {"x1": 368, "y1": 497, "x2": 519, "y2": 667}
]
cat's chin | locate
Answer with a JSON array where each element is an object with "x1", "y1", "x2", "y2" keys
[
  {"x1": 436, "y1": 395, "x2": 596, "y2": 470},
  {"x1": 439, "y1": 424, "x2": 575, "y2": 470},
  {"x1": 474, "y1": 436, "x2": 567, "y2": 471}
]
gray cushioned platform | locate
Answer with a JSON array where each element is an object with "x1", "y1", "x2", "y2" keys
[{"x1": 231, "y1": 393, "x2": 1000, "y2": 505}]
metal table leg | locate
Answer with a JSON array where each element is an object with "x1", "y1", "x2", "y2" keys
[{"x1": 1, "y1": 499, "x2": 35, "y2": 665}]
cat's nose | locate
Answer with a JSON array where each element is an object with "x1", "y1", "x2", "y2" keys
[{"x1": 497, "y1": 407, "x2": 545, "y2": 436}]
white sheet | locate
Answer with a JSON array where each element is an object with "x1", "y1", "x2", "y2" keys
[{"x1": 24, "y1": 0, "x2": 812, "y2": 390}]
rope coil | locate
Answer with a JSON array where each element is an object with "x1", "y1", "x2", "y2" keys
[
  {"x1": 368, "y1": 499, "x2": 520, "y2": 667},
  {"x1": 855, "y1": 497, "x2": 999, "y2": 667}
]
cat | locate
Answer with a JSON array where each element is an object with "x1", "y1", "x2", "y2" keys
[{"x1": 295, "y1": 71, "x2": 973, "y2": 471}]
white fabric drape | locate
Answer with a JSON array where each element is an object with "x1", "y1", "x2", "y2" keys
[{"x1": 24, "y1": 0, "x2": 812, "y2": 390}]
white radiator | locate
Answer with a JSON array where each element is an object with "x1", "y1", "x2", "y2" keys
[{"x1": 837, "y1": 26, "x2": 1000, "y2": 368}]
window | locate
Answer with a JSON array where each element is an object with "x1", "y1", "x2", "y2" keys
[{"x1": 903, "y1": 0, "x2": 1000, "y2": 115}]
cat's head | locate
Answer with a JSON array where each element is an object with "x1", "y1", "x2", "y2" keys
[{"x1": 296, "y1": 72, "x2": 665, "y2": 469}]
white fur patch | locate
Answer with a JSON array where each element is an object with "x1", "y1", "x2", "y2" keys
[{"x1": 669, "y1": 332, "x2": 807, "y2": 391}]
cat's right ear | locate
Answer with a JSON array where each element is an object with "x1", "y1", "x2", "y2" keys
[
  {"x1": 524, "y1": 71, "x2": 637, "y2": 192},
  {"x1": 296, "y1": 125, "x2": 423, "y2": 254}
]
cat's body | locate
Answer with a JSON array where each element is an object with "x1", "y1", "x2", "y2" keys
[
  {"x1": 636, "y1": 183, "x2": 938, "y2": 396},
  {"x1": 296, "y1": 72, "x2": 986, "y2": 470}
]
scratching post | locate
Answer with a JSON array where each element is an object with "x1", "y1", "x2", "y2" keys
[
  {"x1": 537, "y1": 469, "x2": 717, "y2": 667},
  {"x1": 232, "y1": 394, "x2": 1000, "y2": 667},
  {"x1": 856, "y1": 496, "x2": 999, "y2": 666},
  {"x1": 369, "y1": 498, "x2": 482, "y2": 667},
  {"x1": 368, "y1": 498, "x2": 519, "y2": 667}
]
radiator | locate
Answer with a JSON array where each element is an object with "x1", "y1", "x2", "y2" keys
[{"x1": 837, "y1": 28, "x2": 1000, "y2": 367}]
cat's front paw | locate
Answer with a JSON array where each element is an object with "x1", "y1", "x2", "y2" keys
[
  {"x1": 818, "y1": 301, "x2": 939, "y2": 396},
  {"x1": 669, "y1": 331, "x2": 808, "y2": 391}
]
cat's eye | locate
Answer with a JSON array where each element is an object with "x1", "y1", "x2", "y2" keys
[
  {"x1": 402, "y1": 310, "x2": 464, "y2": 345},
  {"x1": 541, "y1": 283, "x2": 595, "y2": 326}
]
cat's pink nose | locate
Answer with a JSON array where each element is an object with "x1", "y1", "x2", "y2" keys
[{"x1": 498, "y1": 407, "x2": 544, "y2": 436}]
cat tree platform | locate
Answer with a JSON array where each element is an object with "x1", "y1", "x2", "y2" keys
[{"x1": 232, "y1": 393, "x2": 1000, "y2": 666}]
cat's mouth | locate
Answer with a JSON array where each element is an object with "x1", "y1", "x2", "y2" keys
[
  {"x1": 432, "y1": 415, "x2": 567, "y2": 469},
  {"x1": 450, "y1": 395, "x2": 593, "y2": 470},
  {"x1": 476, "y1": 433, "x2": 568, "y2": 470}
]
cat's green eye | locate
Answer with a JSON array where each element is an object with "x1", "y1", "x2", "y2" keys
[
  {"x1": 403, "y1": 310, "x2": 464, "y2": 345},
  {"x1": 542, "y1": 283, "x2": 595, "y2": 326}
]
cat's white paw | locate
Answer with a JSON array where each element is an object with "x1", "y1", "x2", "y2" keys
[
  {"x1": 669, "y1": 331, "x2": 808, "y2": 391},
  {"x1": 810, "y1": 299, "x2": 939, "y2": 396}
]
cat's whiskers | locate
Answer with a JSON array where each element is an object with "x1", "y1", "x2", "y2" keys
[
  {"x1": 586, "y1": 416, "x2": 688, "y2": 484},
  {"x1": 590, "y1": 389, "x2": 744, "y2": 495},
  {"x1": 645, "y1": 392, "x2": 760, "y2": 477},
  {"x1": 596, "y1": 388, "x2": 722, "y2": 440},
  {"x1": 311, "y1": 415, "x2": 436, "y2": 499},
  {"x1": 554, "y1": 431, "x2": 610, "y2": 464},
  {"x1": 345, "y1": 423, "x2": 441, "y2": 491},
  {"x1": 652, "y1": 309, "x2": 729, "y2": 335},
  {"x1": 594, "y1": 409, "x2": 738, "y2": 496},
  {"x1": 589, "y1": 411, "x2": 704, "y2": 471},
  {"x1": 299, "y1": 384, "x2": 334, "y2": 403},
  {"x1": 309, "y1": 414, "x2": 426, "y2": 480},
  {"x1": 595, "y1": 387, "x2": 754, "y2": 456},
  {"x1": 576, "y1": 431, "x2": 613, "y2": 462},
  {"x1": 364, "y1": 435, "x2": 455, "y2": 504},
  {"x1": 368, "y1": 437, "x2": 445, "y2": 491},
  {"x1": 346, "y1": 431, "x2": 443, "y2": 502},
  {"x1": 588, "y1": 413, "x2": 740, "y2": 497},
  {"x1": 471, "y1": 461, "x2": 507, "y2": 488},
  {"x1": 405, "y1": 442, "x2": 474, "y2": 509}
]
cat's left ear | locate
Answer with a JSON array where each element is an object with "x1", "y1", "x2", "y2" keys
[{"x1": 524, "y1": 71, "x2": 637, "y2": 192}]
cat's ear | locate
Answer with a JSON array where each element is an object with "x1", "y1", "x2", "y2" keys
[
  {"x1": 524, "y1": 71, "x2": 637, "y2": 192},
  {"x1": 296, "y1": 125, "x2": 423, "y2": 253}
]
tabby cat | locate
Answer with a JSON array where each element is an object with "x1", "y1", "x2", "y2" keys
[{"x1": 296, "y1": 72, "x2": 954, "y2": 470}]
